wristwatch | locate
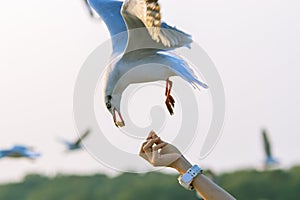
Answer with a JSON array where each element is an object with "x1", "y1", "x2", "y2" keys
[{"x1": 178, "y1": 165, "x2": 203, "y2": 190}]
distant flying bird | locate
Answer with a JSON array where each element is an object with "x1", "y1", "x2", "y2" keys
[
  {"x1": 102, "y1": 0, "x2": 208, "y2": 127},
  {"x1": 58, "y1": 129, "x2": 91, "y2": 151},
  {"x1": 262, "y1": 129, "x2": 279, "y2": 168},
  {"x1": 0, "y1": 145, "x2": 41, "y2": 160}
]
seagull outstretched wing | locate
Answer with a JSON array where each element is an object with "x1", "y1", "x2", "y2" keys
[
  {"x1": 122, "y1": 0, "x2": 192, "y2": 49},
  {"x1": 123, "y1": 0, "x2": 162, "y2": 42},
  {"x1": 57, "y1": 138, "x2": 73, "y2": 147},
  {"x1": 88, "y1": 0, "x2": 128, "y2": 56},
  {"x1": 262, "y1": 130, "x2": 272, "y2": 158},
  {"x1": 0, "y1": 150, "x2": 11, "y2": 158},
  {"x1": 24, "y1": 151, "x2": 41, "y2": 159},
  {"x1": 74, "y1": 129, "x2": 91, "y2": 146},
  {"x1": 88, "y1": 0, "x2": 192, "y2": 55}
]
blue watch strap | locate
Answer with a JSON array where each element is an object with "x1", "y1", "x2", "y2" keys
[
  {"x1": 179, "y1": 165, "x2": 203, "y2": 190},
  {"x1": 187, "y1": 165, "x2": 202, "y2": 178}
]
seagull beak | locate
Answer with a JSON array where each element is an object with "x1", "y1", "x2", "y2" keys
[{"x1": 113, "y1": 108, "x2": 125, "y2": 127}]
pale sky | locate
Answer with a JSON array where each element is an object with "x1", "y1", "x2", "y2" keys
[{"x1": 0, "y1": 0, "x2": 300, "y2": 183}]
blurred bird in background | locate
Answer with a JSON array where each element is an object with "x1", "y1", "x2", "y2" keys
[
  {"x1": 0, "y1": 145, "x2": 41, "y2": 160},
  {"x1": 262, "y1": 129, "x2": 279, "y2": 169},
  {"x1": 58, "y1": 129, "x2": 91, "y2": 151}
]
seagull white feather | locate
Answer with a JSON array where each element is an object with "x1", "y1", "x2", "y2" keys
[{"x1": 88, "y1": 0, "x2": 208, "y2": 127}]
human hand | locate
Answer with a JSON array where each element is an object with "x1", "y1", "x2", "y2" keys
[
  {"x1": 139, "y1": 131, "x2": 182, "y2": 167},
  {"x1": 139, "y1": 132, "x2": 236, "y2": 200}
]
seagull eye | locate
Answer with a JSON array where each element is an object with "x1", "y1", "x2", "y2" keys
[{"x1": 106, "y1": 102, "x2": 111, "y2": 109}]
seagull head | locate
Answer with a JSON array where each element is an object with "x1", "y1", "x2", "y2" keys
[{"x1": 105, "y1": 93, "x2": 125, "y2": 128}]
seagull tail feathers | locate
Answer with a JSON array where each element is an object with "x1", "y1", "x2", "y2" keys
[
  {"x1": 157, "y1": 52, "x2": 209, "y2": 90},
  {"x1": 177, "y1": 59, "x2": 209, "y2": 90},
  {"x1": 192, "y1": 79, "x2": 209, "y2": 90}
]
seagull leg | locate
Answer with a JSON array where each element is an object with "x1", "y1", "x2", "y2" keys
[
  {"x1": 113, "y1": 109, "x2": 117, "y2": 126},
  {"x1": 118, "y1": 112, "x2": 125, "y2": 127},
  {"x1": 165, "y1": 78, "x2": 169, "y2": 96},
  {"x1": 168, "y1": 93, "x2": 175, "y2": 108},
  {"x1": 167, "y1": 80, "x2": 175, "y2": 107},
  {"x1": 113, "y1": 108, "x2": 125, "y2": 127},
  {"x1": 165, "y1": 78, "x2": 175, "y2": 115}
]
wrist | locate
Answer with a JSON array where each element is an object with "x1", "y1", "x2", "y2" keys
[
  {"x1": 170, "y1": 155, "x2": 192, "y2": 174},
  {"x1": 178, "y1": 164, "x2": 203, "y2": 190}
]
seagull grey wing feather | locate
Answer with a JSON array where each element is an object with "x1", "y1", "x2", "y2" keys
[
  {"x1": 121, "y1": 0, "x2": 192, "y2": 51},
  {"x1": 123, "y1": 0, "x2": 161, "y2": 41}
]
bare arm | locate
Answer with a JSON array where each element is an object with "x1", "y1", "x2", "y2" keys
[
  {"x1": 140, "y1": 131, "x2": 236, "y2": 200},
  {"x1": 172, "y1": 156, "x2": 236, "y2": 200}
]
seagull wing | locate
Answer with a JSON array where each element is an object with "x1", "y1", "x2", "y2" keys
[
  {"x1": 57, "y1": 138, "x2": 73, "y2": 147},
  {"x1": 121, "y1": 0, "x2": 192, "y2": 50},
  {"x1": 0, "y1": 150, "x2": 11, "y2": 158},
  {"x1": 24, "y1": 151, "x2": 41, "y2": 158},
  {"x1": 123, "y1": 0, "x2": 161, "y2": 42},
  {"x1": 74, "y1": 129, "x2": 91, "y2": 146},
  {"x1": 88, "y1": 0, "x2": 128, "y2": 55},
  {"x1": 262, "y1": 130, "x2": 272, "y2": 158}
]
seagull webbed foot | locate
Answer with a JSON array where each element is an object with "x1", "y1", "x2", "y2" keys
[{"x1": 165, "y1": 95, "x2": 175, "y2": 115}]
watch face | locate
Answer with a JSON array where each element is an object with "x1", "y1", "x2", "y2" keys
[{"x1": 182, "y1": 173, "x2": 193, "y2": 183}]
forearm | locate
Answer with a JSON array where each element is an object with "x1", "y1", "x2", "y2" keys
[{"x1": 172, "y1": 156, "x2": 236, "y2": 200}]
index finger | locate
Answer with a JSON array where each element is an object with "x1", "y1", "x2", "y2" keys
[
  {"x1": 143, "y1": 138, "x2": 159, "y2": 151},
  {"x1": 147, "y1": 131, "x2": 157, "y2": 140},
  {"x1": 139, "y1": 141, "x2": 148, "y2": 155},
  {"x1": 146, "y1": 131, "x2": 164, "y2": 145}
]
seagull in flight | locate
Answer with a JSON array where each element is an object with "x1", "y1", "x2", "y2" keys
[
  {"x1": 0, "y1": 145, "x2": 41, "y2": 160},
  {"x1": 262, "y1": 129, "x2": 279, "y2": 168},
  {"x1": 88, "y1": 0, "x2": 208, "y2": 127},
  {"x1": 58, "y1": 129, "x2": 91, "y2": 151}
]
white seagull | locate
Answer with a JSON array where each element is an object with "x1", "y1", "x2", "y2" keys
[{"x1": 88, "y1": 0, "x2": 208, "y2": 127}]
